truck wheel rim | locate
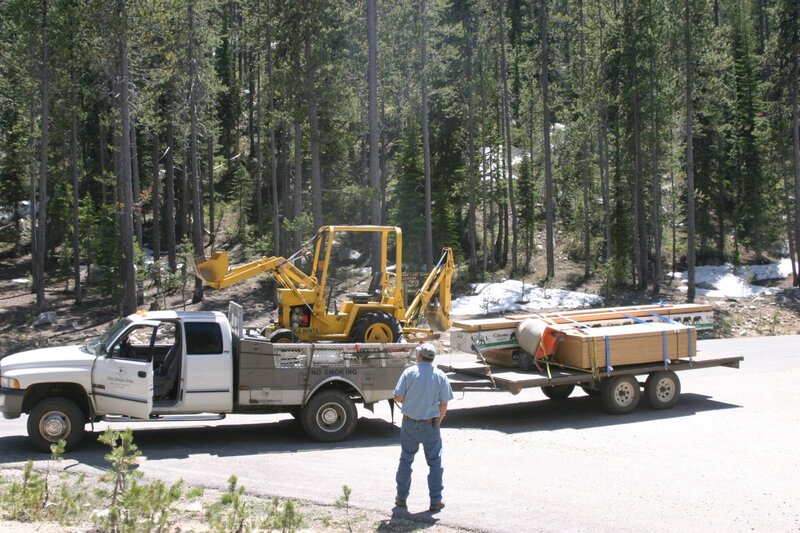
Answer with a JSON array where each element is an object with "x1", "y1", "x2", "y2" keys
[
  {"x1": 317, "y1": 402, "x2": 346, "y2": 432},
  {"x1": 655, "y1": 378, "x2": 675, "y2": 402},
  {"x1": 365, "y1": 323, "x2": 393, "y2": 343},
  {"x1": 614, "y1": 382, "x2": 635, "y2": 407},
  {"x1": 40, "y1": 411, "x2": 71, "y2": 442}
]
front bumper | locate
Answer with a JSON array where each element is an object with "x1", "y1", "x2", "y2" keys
[{"x1": 0, "y1": 387, "x2": 24, "y2": 419}]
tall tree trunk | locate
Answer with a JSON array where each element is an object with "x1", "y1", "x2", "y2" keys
[
  {"x1": 70, "y1": 83, "x2": 81, "y2": 305},
  {"x1": 99, "y1": 123, "x2": 108, "y2": 203},
  {"x1": 293, "y1": 121, "x2": 302, "y2": 249},
  {"x1": 497, "y1": 0, "x2": 518, "y2": 272},
  {"x1": 151, "y1": 132, "x2": 161, "y2": 267},
  {"x1": 188, "y1": 0, "x2": 204, "y2": 304},
  {"x1": 266, "y1": 17, "x2": 279, "y2": 255},
  {"x1": 420, "y1": 0, "x2": 434, "y2": 269},
  {"x1": 207, "y1": 122, "x2": 215, "y2": 247},
  {"x1": 793, "y1": 52, "x2": 800, "y2": 286},
  {"x1": 367, "y1": 0, "x2": 381, "y2": 268},
  {"x1": 117, "y1": 0, "x2": 137, "y2": 315},
  {"x1": 34, "y1": 0, "x2": 49, "y2": 313},
  {"x1": 685, "y1": 0, "x2": 697, "y2": 302},
  {"x1": 165, "y1": 120, "x2": 177, "y2": 271},
  {"x1": 541, "y1": 0, "x2": 555, "y2": 278},
  {"x1": 130, "y1": 120, "x2": 143, "y2": 247},
  {"x1": 465, "y1": 9, "x2": 478, "y2": 274},
  {"x1": 650, "y1": 27, "x2": 662, "y2": 295},
  {"x1": 579, "y1": 0, "x2": 590, "y2": 279},
  {"x1": 305, "y1": 35, "x2": 322, "y2": 230}
]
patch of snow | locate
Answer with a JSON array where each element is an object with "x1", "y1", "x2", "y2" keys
[
  {"x1": 671, "y1": 259, "x2": 794, "y2": 298},
  {"x1": 12, "y1": 278, "x2": 28, "y2": 284},
  {"x1": 451, "y1": 279, "x2": 603, "y2": 317}
]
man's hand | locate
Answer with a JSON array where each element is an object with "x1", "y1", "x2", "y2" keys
[{"x1": 394, "y1": 395, "x2": 404, "y2": 405}]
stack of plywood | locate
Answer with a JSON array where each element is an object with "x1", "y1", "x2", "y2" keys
[
  {"x1": 450, "y1": 303, "x2": 709, "y2": 369},
  {"x1": 553, "y1": 322, "x2": 696, "y2": 369}
]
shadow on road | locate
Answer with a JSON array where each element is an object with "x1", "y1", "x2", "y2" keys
[
  {"x1": 0, "y1": 393, "x2": 740, "y2": 468},
  {"x1": 377, "y1": 507, "x2": 441, "y2": 531},
  {"x1": 444, "y1": 392, "x2": 741, "y2": 433}
]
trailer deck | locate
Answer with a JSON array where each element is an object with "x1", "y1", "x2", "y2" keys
[{"x1": 441, "y1": 352, "x2": 743, "y2": 395}]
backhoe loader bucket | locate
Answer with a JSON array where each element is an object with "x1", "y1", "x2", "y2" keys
[
  {"x1": 427, "y1": 302, "x2": 451, "y2": 332},
  {"x1": 193, "y1": 251, "x2": 230, "y2": 284}
]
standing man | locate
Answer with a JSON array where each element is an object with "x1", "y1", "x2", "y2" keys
[{"x1": 393, "y1": 342, "x2": 453, "y2": 512}]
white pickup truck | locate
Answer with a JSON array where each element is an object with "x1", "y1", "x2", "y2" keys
[{"x1": 0, "y1": 303, "x2": 415, "y2": 452}]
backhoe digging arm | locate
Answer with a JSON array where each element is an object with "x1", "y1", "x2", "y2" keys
[{"x1": 404, "y1": 248, "x2": 454, "y2": 331}]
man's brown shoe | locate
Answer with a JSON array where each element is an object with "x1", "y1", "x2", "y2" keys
[{"x1": 429, "y1": 501, "x2": 445, "y2": 512}]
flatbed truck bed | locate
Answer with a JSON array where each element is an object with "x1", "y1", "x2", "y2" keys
[{"x1": 440, "y1": 352, "x2": 743, "y2": 414}]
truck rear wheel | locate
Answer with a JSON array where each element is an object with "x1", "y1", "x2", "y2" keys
[
  {"x1": 301, "y1": 389, "x2": 358, "y2": 442},
  {"x1": 541, "y1": 384, "x2": 575, "y2": 400},
  {"x1": 601, "y1": 375, "x2": 641, "y2": 414},
  {"x1": 645, "y1": 370, "x2": 680, "y2": 410},
  {"x1": 27, "y1": 397, "x2": 86, "y2": 453},
  {"x1": 351, "y1": 312, "x2": 402, "y2": 343}
]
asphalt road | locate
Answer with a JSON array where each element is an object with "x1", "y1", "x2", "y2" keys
[{"x1": 1, "y1": 336, "x2": 799, "y2": 532}]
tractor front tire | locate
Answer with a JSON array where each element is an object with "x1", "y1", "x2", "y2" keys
[{"x1": 351, "y1": 312, "x2": 403, "y2": 343}]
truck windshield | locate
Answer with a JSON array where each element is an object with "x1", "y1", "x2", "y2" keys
[{"x1": 82, "y1": 318, "x2": 133, "y2": 355}]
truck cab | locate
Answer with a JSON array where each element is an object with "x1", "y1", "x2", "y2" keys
[{"x1": 0, "y1": 310, "x2": 234, "y2": 451}]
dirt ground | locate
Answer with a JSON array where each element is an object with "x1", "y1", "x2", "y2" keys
[{"x1": 2, "y1": 244, "x2": 800, "y2": 357}]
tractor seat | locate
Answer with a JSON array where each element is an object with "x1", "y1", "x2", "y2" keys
[{"x1": 348, "y1": 272, "x2": 383, "y2": 303}]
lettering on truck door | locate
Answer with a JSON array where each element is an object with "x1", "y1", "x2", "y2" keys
[{"x1": 91, "y1": 322, "x2": 156, "y2": 419}]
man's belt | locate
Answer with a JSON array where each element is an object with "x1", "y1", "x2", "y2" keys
[{"x1": 403, "y1": 414, "x2": 439, "y2": 425}]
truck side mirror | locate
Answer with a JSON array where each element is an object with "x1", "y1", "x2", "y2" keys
[{"x1": 99, "y1": 343, "x2": 108, "y2": 356}]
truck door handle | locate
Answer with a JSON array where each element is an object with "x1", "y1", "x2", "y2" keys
[{"x1": 138, "y1": 371, "x2": 146, "y2": 378}]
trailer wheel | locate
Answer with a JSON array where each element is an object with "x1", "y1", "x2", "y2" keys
[
  {"x1": 541, "y1": 384, "x2": 575, "y2": 400},
  {"x1": 27, "y1": 397, "x2": 86, "y2": 453},
  {"x1": 601, "y1": 375, "x2": 641, "y2": 414},
  {"x1": 645, "y1": 370, "x2": 681, "y2": 410},
  {"x1": 351, "y1": 312, "x2": 402, "y2": 343},
  {"x1": 301, "y1": 389, "x2": 358, "y2": 442},
  {"x1": 580, "y1": 385, "x2": 601, "y2": 397}
]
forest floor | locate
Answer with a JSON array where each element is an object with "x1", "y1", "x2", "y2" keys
[{"x1": 2, "y1": 239, "x2": 800, "y2": 357}]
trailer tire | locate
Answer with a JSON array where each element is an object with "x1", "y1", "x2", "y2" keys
[
  {"x1": 27, "y1": 397, "x2": 86, "y2": 453},
  {"x1": 351, "y1": 312, "x2": 402, "y2": 343},
  {"x1": 645, "y1": 370, "x2": 680, "y2": 410},
  {"x1": 541, "y1": 384, "x2": 575, "y2": 400},
  {"x1": 601, "y1": 375, "x2": 641, "y2": 414},
  {"x1": 301, "y1": 389, "x2": 358, "y2": 442}
]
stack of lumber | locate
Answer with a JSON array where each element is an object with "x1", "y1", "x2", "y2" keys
[{"x1": 450, "y1": 303, "x2": 710, "y2": 370}]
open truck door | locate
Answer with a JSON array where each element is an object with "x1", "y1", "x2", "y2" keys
[{"x1": 91, "y1": 321, "x2": 158, "y2": 419}]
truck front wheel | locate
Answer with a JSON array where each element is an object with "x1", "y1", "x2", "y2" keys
[
  {"x1": 301, "y1": 390, "x2": 358, "y2": 442},
  {"x1": 27, "y1": 398, "x2": 86, "y2": 452}
]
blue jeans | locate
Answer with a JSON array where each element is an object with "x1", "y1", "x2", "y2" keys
[{"x1": 396, "y1": 417, "x2": 443, "y2": 503}]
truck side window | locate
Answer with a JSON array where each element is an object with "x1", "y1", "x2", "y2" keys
[
  {"x1": 184, "y1": 322, "x2": 223, "y2": 354},
  {"x1": 111, "y1": 325, "x2": 155, "y2": 361}
]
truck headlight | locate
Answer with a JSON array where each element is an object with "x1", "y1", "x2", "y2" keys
[{"x1": 1, "y1": 376, "x2": 20, "y2": 389}]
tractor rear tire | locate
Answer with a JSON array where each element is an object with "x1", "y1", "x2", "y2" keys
[
  {"x1": 351, "y1": 312, "x2": 403, "y2": 343},
  {"x1": 269, "y1": 329, "x2": 299, "y2": 343}
]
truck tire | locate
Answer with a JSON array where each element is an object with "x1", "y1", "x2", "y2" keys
[
  {"x1": 645, "y1": 370, "x2": 681, "y2": 410},
  {"x1": 601, "y1": 375, "x2": 641, "y2": 414},
  {"x1": 350, "y1": 312, "x2": 402, "y2": 343},
  {"x1": 301, "y1": 389, "x2": 358, "y2": 442},
  {"x1": 541, "y1": 384, "x2": 575, "y2": 400},
  {"x1": 27, "y1": 397, "x2": 86, "y2": 453}
]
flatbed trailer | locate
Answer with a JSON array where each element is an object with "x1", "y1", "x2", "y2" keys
[{"x1": 439, "y1": 351, "x2": 743, "y2": 414}]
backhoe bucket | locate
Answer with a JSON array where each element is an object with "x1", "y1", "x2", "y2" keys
[
  {"x1": 427, "y1": 302, "x2": 451, "y2": 332},
  {"x1": 193, "y1": 251, "x2": 230, "y2": 284}
]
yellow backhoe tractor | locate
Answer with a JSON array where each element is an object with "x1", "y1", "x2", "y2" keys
[{"x1": 192, "y1": 225, "x2": 454, "y2": 343}]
